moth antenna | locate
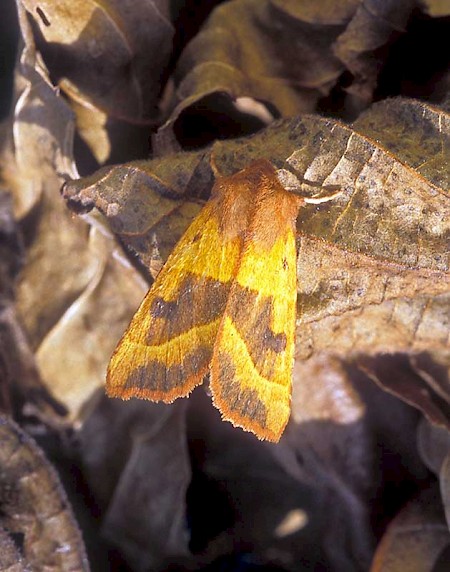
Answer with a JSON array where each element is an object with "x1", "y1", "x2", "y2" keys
[{"x1": 303, "y1": 190, "x2": 343, "y2": 204}]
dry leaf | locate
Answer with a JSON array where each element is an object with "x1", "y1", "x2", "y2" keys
[
  {"x1": 160, "y1": 0, "x2": 345, "y2": 143},
  {"x1": 440, "y1": 455, "x2": 450, "y2": 535},
  {"x1": 62, "y1": 156, "x2": 210, "y2": 268},
  {"x1": 80, "y1": 396, "x2": 190, "y2": 570},
  {"x1": 419, "y1": 0, "x2": 450, "y2": 18},
  {"x1": 333, "y1": 0, "x2": 416, "y2": 102},
  {"x1": 0, "y1": 191, "x2": 24, "y2": 413},
  {"x1": 418, "y1": 418, "x2": 450, "y2": 475},
  {"x1": 1, "y1": 3, "x2": 147, "y2": 421},
  {"x1": 17, "y1": 0, "x2": 169, "y2": 166},
  {"x1": 0, "y1": 183, "x2": 62, "y2": 419},
  {"x1": 158, "y1": 0, "x2": 442, "y2": 146},
  {"x1": 417, "y1": 420, "x2": 450, "y2": 535},
  {"x1": 0, "y1": 526, "x2": 27, "y2": 571},
  {"x1": 3, "y1": 2, "x2": 450, "y2": 569},
  {"x1": 360, "y1": 355, "x2": 450, "y2": 434},
  {"x1": 185, "y1": 392, "x2": 333, "y2": 570},
  {"x1": 0, "y1": 191, "x2": 23, "y2": 300},
  {"x1": 0, "y1": 415, "x2": 89, "y2": 570},
  {"x1": 291, "y1": 354, "x2": 365, "y2": 425},
  {"x1": 183, "y1": 388, "x2": 374, "y2": 571},
  {"x1": 370, "y1": 487, "x2": 450, "y2": 572},
  {"x1": 354, "y1": 98, "x2": 450, "y2": 189},
  {"x1": 20, "y1": 0, "x2": 173, "y2": 123}
]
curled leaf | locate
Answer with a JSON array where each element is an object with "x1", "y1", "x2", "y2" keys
[
  {"x1": 333, "y1": 0, "x2": 416, "y2": 102},
  {"x1": 0, "y1": 415, "x2": 89, "y2": 569},
  {"x1": 3, "y1": 3, "x2": 148, "y2": 421},
  {"x1": 80, "y1": 397, "x2": 190, "y2": 569},
  {"x1": 370, "y1": 487, "x2": 450, "y2": 572},
  {"x1": 21, "y1": 0, "x2": 174, "y2": 123},
  {"x1": 162, "y1": 0, "x2": 345, "y2": 141},
  {"x1": 62, "y1": 157, "x2": 209, "y2": 267}
]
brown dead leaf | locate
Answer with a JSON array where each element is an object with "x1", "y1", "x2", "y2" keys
[
  {"x1": 17, "y1": 0, "x2": 171, "y2": 165},
  {"x1": 0, "y1": 4, "x2": 147, "y2": 421},
  {"x1": 291, "y1": 353, "x2": 365, "y2": 425},
  {"x1": 62, "y1": 156, "x2": 211, "y2": 268},
  {"x1": 332, "y1": 96, "x2": 450, "y2": 427},
  {"x1": 440, "y1": 455, "x2": 450, "y2": 535},
  {"x1": 0, "y1": 183, "x2": 63, "y2": 420},
  {"x1": 59, "y1": 80, "x2": 111, "y2": 164},
  {"x1": 333, "y1": 0, "x2": 416, "y2": 103},
  {"x1": 159, "y1": 0, "x2": 442, "y2": 145},
  {"x1": 185, "y1": 391, "x2": 331, "y2": 570},
  {"x1": 160, "y1": 0, "x2": 346, "y2": 142},
  {"x1": 287, "y1": 106, "x2": 449, "y2": 427},
  {"x1": 0, "y1": 526, "x2": 27, "y2": 570},
  {"x1": 35, "y1": 227, "x2": 147, "y2": 416},
  {"x1": 359, "y1": 354, "x2": 450, "y2": 436},
  {"x1": 0, "y1": 415, "x2": 89, "y2": 570},
  {"x1": 370, "y1": 487, "x2": 450, "y2": 572},
  {"x1": 0, "y1": 191, "x2": 23, "y2": 301},
  {"x1": 80, "y1": 396, "x2": 190, "y2": 570},
  {"x1": 271, "y1": 0, "x2": 360, "y2": 24},
  {"x1": 420, "y1": 0, "x2": 450, "y2": 17},
  {"x1": 20, "y1": 0, "x2": 173, "y2": 123},
  {"x1": 276, "y1": 424, "x2": 374, "y2": 570},
  {"x1": 417, "y1": 420, "x2": 450, "y2": 535},
  {"x1": 354, "y1": 98, "x2": 450, "y2": 189},
  {"x1": 277, "y1": 362, "x2": 432, "y2": 569},
  {"x1": 418, "y1": 418, "x2": 450, "y2": 475},
  {"x1": 184, "y1": 389, "x2": 374, "y2": 571},
  {"x1": 275, "y1": 358, "x2": 430, "y2": 570},
  {"x1": 3, "y1": 10, "x2": 75, "y2": 221},
  {"x1": 0, "y1": 299, "x2": 62, "y2": 422},
  {"x1": 4, "y1": 2, "x2": 450, "y2": 570},
  {"x1": 0, "y1": 191, "x2": 23, "y2": 413}
]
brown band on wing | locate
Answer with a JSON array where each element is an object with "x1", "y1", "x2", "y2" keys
[
  {"x1": 121, "y1": 344, "x2": 211, "y2": 395},
  {"x1": 146, "y1": 275, "x2": 230, "y2": 345},
  {"x1": 228, "y1": 285, "x2": 287, "y2": 370},
  {"x1": 213, "y1": 352, "x2": 268, "y2": 427}
]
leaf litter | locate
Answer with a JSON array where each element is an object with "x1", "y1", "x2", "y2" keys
[{"x1": 0, "y1": 0, "x2": 449, "y2": 569}]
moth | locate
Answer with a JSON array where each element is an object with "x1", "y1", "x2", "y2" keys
[{"x1": 107, "y1": 159, "x2": 305, "y2": 442}]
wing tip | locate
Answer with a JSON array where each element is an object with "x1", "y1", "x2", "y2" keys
[
  {"x1": 210, "y1": 379, "x2": 286, "y2": 443},
  {"x1": 105, "y1": 367, "x2": 209, "y2": 404}
]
